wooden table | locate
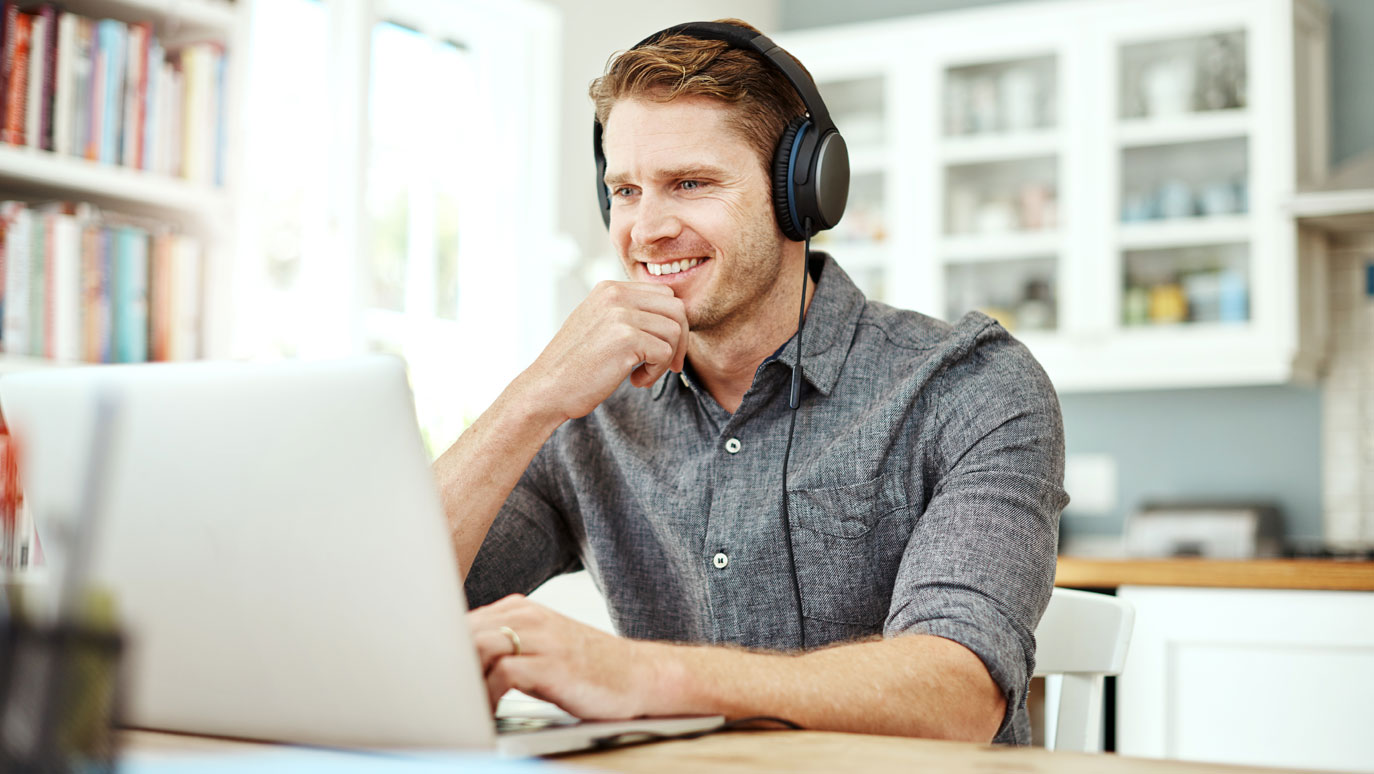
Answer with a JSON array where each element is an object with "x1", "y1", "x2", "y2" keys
[
  {"x1": 123, "y1": 728, "x2": 1318, "y2": 773},
  {"x1": 1054, "y1": 556, "x2": 1374, "y2": 591}
]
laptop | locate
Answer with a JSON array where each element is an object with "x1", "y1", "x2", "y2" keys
[{"x1": 0, "y1": 356, "x2": 723, "y2": 756}]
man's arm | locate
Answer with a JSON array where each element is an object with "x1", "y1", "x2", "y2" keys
[
  {"x1": 433, "y1": 281, "x2": 688, "y2": 581},
  {"x1": 470, "y1": 595, "x2": 1005, "y2": 742}
]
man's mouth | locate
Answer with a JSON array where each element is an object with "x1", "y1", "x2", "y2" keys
[{"x1": 644, "y1": 258, "x2": 707, "y2": 277}]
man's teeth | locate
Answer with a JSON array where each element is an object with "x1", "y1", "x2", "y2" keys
[{"x1": 646, "y1": 258, "x2": 703, "y2": 276}]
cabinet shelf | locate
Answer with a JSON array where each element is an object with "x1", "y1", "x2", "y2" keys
[
  {"x1": 0, "y1": 145, "x2": 228, "y2": 223},
  {"x1": 941, "y1": 231, "x2": 1060, "y2": 263},
  {"x1": 940, "y1": 130, "x2": 1059, "y2": 165},
  {"x1": 1118, "y1": 216, "x2": 1251, "y2": 250},
  {"x1": 1118, "y1": 109, "x2": 1250, "y2": 148}
]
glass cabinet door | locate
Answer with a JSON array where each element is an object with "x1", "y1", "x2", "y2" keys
[
  {"x1": 939, "y1": 54, "x2": 1061, "y2": 333},
  {"x1": 1116, "y1": 30, "x2": 1251, "y2": 329}
]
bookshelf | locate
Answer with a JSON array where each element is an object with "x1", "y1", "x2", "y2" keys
[{"x1": 0, "y1": 0, "x2": 244, "y2": 368}]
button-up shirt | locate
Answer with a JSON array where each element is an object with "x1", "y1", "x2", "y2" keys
[{"x1": 466, "y1": 253, "x2": 1067, "y2": 744}]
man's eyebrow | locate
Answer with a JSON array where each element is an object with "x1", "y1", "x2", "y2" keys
[{"x1": 603, "y1": 165, "x2": 733, "y2": 188}]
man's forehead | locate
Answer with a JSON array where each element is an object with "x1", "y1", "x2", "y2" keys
[{"x1": 601, "y1": 96, "x2": 755, "y2": 173}]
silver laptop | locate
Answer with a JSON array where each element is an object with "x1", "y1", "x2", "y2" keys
[{"x1": 0, "y1": 356, "x2": 722, "y2": 756}]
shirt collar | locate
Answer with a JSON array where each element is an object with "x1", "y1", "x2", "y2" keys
[{"x1": 653, "y1": 251, "x2": 865, "y2": 400}]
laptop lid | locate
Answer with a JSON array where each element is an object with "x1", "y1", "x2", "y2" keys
[{"x1": 0, "y1": 356, "x2": 496, "y2": 750}]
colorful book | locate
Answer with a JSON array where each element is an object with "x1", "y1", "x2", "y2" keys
[
  {"x1": 45, "y1": 204, "x2": 83, "y2": 361},
  {"x1": 71, "y1": 16, "x2": 94, "y2": 160},
  {"x1": 27, "y1": 207, "x2": 44, "y2": 354},
  {"x1": 143, "y1": 39, "x2": 162, "y2": 171},
  {"x1": 2, "y1": 203, "x2": 28, "y2": 354},
  {"x1": 111, "y1": 224, "x2": 148, "y2": 362},
  {"x1": 96, "y1": 19, "x2": 126, "y2": 165},
  {"x1": 84, "y1": 14, "x2": 100, "y2": 160},
  {"x1": 121, "y1": 21, "x2": 148, "y2": 167},
  {"x1": 3, "y1": 11, "x2": 32, "y2": 146}
]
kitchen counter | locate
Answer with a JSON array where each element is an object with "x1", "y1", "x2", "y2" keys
[{"x1": 1054, "y1": 556, "x2": 1374, "y2": 591}]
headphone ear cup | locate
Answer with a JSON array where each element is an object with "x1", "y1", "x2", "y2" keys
[{"x1": 771, "y1": 117, "x2": 808, "y2": 242}]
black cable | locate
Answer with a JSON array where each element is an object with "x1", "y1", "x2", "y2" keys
[
  {"x1": 779, "y1": 222, "x2": 812, "y2": 652},
  {"x1": 589, "y1": 716, "x2": 804, "y2": 751}
]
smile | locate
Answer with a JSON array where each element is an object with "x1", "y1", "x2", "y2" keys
[{"x1": 644, "y1": 258, "x2": 706, "y2": 277}]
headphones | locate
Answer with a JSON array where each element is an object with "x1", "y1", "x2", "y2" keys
[{"x1": 592, "y1": 21, "x2": 849, "y2": 243}]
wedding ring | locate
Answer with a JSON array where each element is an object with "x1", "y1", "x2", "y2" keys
[{"x1": 498, "y1": 625, "x2": 523, "y2": 657}]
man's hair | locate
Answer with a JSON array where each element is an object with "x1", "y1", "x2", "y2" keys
[{"x1": 588, "y1": 19, "x2": 811, "y2": 174}]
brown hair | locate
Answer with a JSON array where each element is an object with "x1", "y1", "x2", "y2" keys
[{"x1": 588, "y1": 19, "x2": 810, "y2": 174}]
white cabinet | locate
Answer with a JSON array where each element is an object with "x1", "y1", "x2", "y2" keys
[
  {"x1": 1116, "y1": 586, "x2": 1374, "y2": 772},
  {"x1": 779, "y1": 0, "x2": 1329, "y2": 391}
]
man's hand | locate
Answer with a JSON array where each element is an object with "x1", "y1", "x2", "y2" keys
[
  {"x1": 469, "y1": 594, "x2": 666, "y2": 718},
  {"x1": 516, "y1": 281, "x2": 688, "y2": 423}
]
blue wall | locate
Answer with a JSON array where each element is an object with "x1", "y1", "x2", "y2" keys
[{"x1": 780, "y1": 0, "x2": 1367, "y2": 541}]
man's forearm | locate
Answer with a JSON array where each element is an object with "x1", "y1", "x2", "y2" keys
[
  {"x1": 645, "y1": 634, "x2": 1007, "y2": 742},
  {"x1": 433, "y1": 377, "x2": 565, "y2": 581}
]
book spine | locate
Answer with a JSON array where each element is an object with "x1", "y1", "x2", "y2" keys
[
  {"x1": 24, "y1": 13, "x2": 43, "y2": 149},
  {"x1": 4, "y1": 12, "x2": 32, "y2": 146},
  {"x1": 27, "y1": 208, "x2": 43, "y2": 355},
  {"x1": 121, "y1": 22, "x2": 145, "y2": 167},
  {"x1": 0, "y1": 3, "x2": 16, "y2": 140},
  {"x1": 112, "y1": 226, "x2": 148, "y2": 363},
  {"x1": 98, "y1": 19, "x2": 126, "y2": 165},
  {"x1": 73, "y1": 16, "x2": 92, "y2": 159},
  {"x1": 143, "y1": 39, "x2": 161, "y2": 171},
  {"x1": 170, "y1": 234, "x2": 201, "y2": 360},
  {"x1": 38, "y1": 4, "x2": 55, "y2": 151},
  {"x1": 52, "y1": 10, "x2": 74, "y2": 155},
  {"x1": 50, "y1": 211, "x2": 81, "y2": 361},
  {"x1": 85, "y1": 16, "x2": 100, "y2": 160},
  {"x1": 2, "y1": 204, "x2": 27, "y2": 355},
  {"x1": 80, "y1": 222, "x2": 103, "y2": 362}
]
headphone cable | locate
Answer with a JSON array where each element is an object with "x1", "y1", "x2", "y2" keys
[{"x1": 780, "y1": 221, "x2": 811, "y2": 651}]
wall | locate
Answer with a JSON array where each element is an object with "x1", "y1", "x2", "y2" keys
[{"x1": 779, "y1": 0, "x2": 1374, "y2": 544}]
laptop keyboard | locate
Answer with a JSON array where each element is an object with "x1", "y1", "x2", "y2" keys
[{"x1": 495, "y1": 715, "x2": 583, "y2": 735}]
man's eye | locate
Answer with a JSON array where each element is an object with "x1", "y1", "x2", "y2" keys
[
  {"x1": 680, "y1": 180, "x2": 703, "y2": 191},
  {"x1": 613, "y1": 186, "x2": 637, "y2": 198}
]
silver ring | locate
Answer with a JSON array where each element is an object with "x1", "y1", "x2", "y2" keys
[{"x1": 498, "y1": 625, "x2": 523, "y2": 657}]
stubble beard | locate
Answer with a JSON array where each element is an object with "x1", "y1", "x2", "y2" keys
[{"x1": 686, "y1": 214, "x2": 787, "y2": 334}]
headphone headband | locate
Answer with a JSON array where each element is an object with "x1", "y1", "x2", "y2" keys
[
  {"x1": 593, "y1": 20, "x2": 849, "y2": 241},
  {"x1": 631, "y1": 22, "x2": 836, "y2": 135}
]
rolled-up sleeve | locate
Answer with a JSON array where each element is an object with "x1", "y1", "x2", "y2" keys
[
  {"x1": 463, "y1": 444, "x2": 581, "y2": 609},
  {"x1": 885, "y1": 330, "x2": 1067, "y2": 745}
]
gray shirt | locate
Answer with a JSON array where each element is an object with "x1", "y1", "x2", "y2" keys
[{"x1": 466, "y1": 253, "x2": 1067, "y2": 744}]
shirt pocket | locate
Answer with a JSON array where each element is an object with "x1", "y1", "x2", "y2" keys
[{"x1": 786, "y1": 471, "x2": 912, "y2": 627}]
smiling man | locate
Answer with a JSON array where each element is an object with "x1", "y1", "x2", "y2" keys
[{"x1": 433, "y1": 20, "x2": 1067, "y2": 745}]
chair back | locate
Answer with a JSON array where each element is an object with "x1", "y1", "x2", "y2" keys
[{"x1": 1033, "y1": 587, "x2": 1135, "y2": 753}]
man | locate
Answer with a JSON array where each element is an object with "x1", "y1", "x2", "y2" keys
[{"x1": 434, "y1": 19, "x2": 1066, "y2": 745}]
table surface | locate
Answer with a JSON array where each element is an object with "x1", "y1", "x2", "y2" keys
[
  {"x1": 123, "y1": 728, "x2": 1318, "y2": 774},
  {"x1": 1054, "y1": 556, "x2": 1374, "y2": 591}
]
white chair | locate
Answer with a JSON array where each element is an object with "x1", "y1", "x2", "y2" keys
[{"x1": 1033, "y1": 587, "x2": 1135, "y2": 753}]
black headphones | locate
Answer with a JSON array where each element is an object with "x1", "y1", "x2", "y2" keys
[{"x1": 592, "y1": 21, "x2": 849, "y2": 243}]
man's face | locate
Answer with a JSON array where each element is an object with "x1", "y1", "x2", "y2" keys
[{"x1": 602, "y1": 96, "x2": 786, "y2": 332}]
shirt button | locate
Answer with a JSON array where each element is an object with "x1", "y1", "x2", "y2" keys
[
  {"x1": 724, "y1": 438, "x2": 742, "y2": 454},
  {"x1": 680, "y1": 373, "x2": 689, "y2": 387},
  {"x1": 712, "y1": 552, "x2": 729, "y2": 569}
]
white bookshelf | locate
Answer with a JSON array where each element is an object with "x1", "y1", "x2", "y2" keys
[{"x1": 0, "y1": 0, "x2": 244, "y2": 369}]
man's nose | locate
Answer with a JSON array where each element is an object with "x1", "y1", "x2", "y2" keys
[{"x1": 629, "y1": 190, "x2": 682, "y2": 246}]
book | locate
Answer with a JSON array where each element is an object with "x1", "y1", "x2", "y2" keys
[
  {"x1": 96, "y1": 19, "x2": 126, "y2": 165},
  {"x1": 143, "y1": 39, "x2": 162, "y2": 171},
  {"x1": 169, "y1": 234, "x2": 201, "y2": 360},
  {"x1": 28, "y1": 205, "x2": 44, "y2": 354},
  {"x1": 2, "y1": 203, "x2": 28, "y2": 354},
  {"x1": 45, "y1": 204, "x2": 84, "y2": 361},
  {"x1": 111, "y1": 224, "x2": 148, "y2": 363},
  {"x1": 0, "y1": 2, "x2": 16, "y2": 141},
  {"x1": 52, "y1": 9, "x2": 75, "y2": 155},
  {"x1": 71, "y1": 15, "x2": 94, "y2": 159},
  {"x1": 25, "y1": 11, "x2": 45, "y2": 149},
  {"x1": 84, "y1": 13, "x2": 100, "y2": 160},
  {"x1": 37, "y1": 3, "x2": 56, "y2": 151},
  {"x1": 122, "y1": 21, "x2": 149, "y2": 168},
  {"x1": 80, "y1": 220, "x2": 108, "y2": 362},
  {"x1": 3, "y1": 11, "x2": 31, "y2": 146}
]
